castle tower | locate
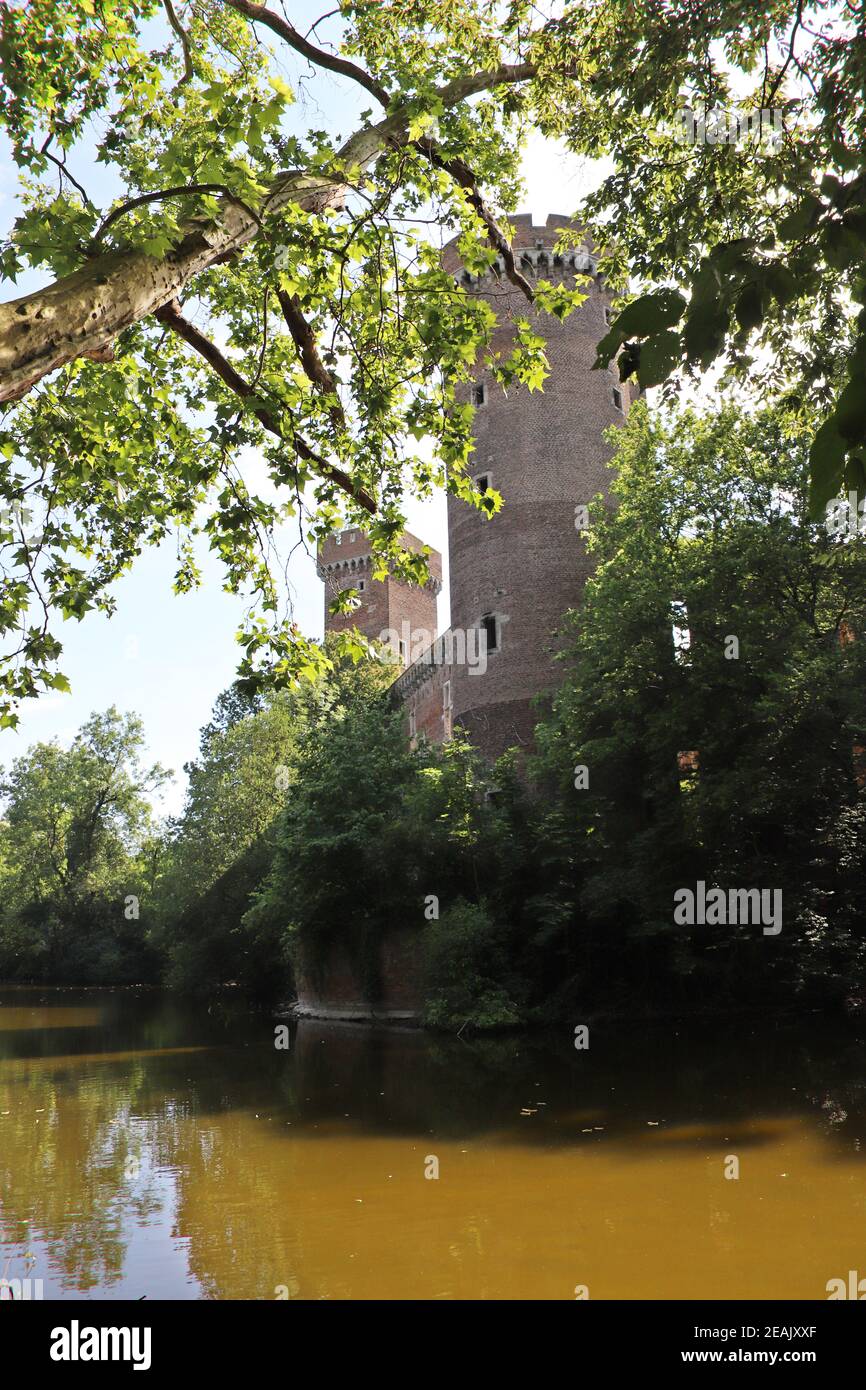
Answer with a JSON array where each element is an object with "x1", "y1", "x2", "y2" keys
[
  {"x1": 318, "y1": 526, "x2": 442, "y2": 664},
  {"x1": 440, "y1": 212, "x2": 637, "y2": 761}
]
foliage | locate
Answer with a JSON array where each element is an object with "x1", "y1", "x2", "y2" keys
[
  {"x1": 245, "y1": 659, "x2": 531, "y2": 1023},
  {"x1": 151, "y1": 683, "x2": 305, "y2": 994},
  {"x1": 161, "y1": 833, "x2": 278, "y2": 997},
  {"x1": 534, "y1": 400, "x2": 866, "y2": 1010},
  {"x1": 155, "y1": 687, "x2": 300, "y2": 919},
  {"x1": 153, "y1": 637, "x2": 394, "y2": 994},
  {"x1": 1, "y1": 2, "x2": 863, "y2": 719},
  {"x1": 423, "y1": 898, "x2": 522, "y2": 1031},
  {"x1": 564, "y1": 3, "x2": 866, "y2": 515},
  {"x1": 245, "y1": 656, "x2": 422, "y2": 993},
  {"x1": 0, "y1": 706, "x2": 168, "y2": 981}
]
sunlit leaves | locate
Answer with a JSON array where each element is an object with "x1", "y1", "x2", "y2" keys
[{"x1": 6, "y1": 0, "x2": 860, "y2": 718}]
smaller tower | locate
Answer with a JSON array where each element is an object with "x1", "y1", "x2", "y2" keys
[{"x1": 317, "y1": 527, "x2": 442, "y2": 665}]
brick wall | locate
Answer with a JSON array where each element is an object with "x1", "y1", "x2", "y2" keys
[
  {"x1": 391, "y1": 634, "x2": 454, "y2": 747},
  {"x1": 319, "y1": 527, "x2": 441, "y2": 662},
  {"x1": 444, "y1": 213, "x2": 632, "y2": 760},
  {"x1": 294, "y1": 929, "x2": 424, "y2": 1021}
]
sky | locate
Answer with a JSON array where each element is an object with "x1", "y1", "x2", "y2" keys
[{"x1": 0, "y1": 5, "x2": 602, "y2": 816}]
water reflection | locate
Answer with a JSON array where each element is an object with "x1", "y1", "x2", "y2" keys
[{"x1": 1, "y1": 988, "x2": 865, "y2": 1299}]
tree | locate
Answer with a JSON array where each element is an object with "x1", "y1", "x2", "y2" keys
[
  {"x1": 1, "y1": 2, "x2": 861, "y2": 718},
  {"x1": 155, "y1": 641, "x2": 403, "y2": 994},
  {"x1": 535, "y1": 400, "x2": 866, "y2": 1010},
  {"x1": 0, "y1": 706, "x2": 169, "y2": 980},
  {"x1": 245, "y1": 653, "x2": 421, "y2": 997},
  {"x1": 254, "y1": 649, "x2": 551, "y2": 1023},
  {"x1": 157, "y1": 685, "x2": 302, "y2": 917},
  {"x1": 571, "y1": 4, "x2": 866, "y2": 517},
  {"x1": 243, "y1": 649, "x2": 527, "y2": 1021},
  {"x1": 153, "y1": 681, "x2": 307, "y2": 994}
]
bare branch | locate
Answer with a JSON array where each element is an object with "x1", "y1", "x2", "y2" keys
[
  {"x1": 163, "y1": 0, "x2": 194, "y2": 86},
  {"x1": 39, "y1": 137, "x2": 96, "y2": 211},
  {"x1": 222, "y1": 0, "x2": 390, "y2": 107},
  {"x1": 154, "y1": 299, "x2": 375, "y2": 513},
  {"x1": 763, "y1": 0, "x2": 804, "y2": 108}
]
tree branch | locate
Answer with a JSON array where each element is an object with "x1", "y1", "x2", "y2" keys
[
  {"x1": 222, "y1": 0, "x2": 390, "y2": 107},
  {"x1": 763, "y1": 0, "x2": 804, "y2": 108},
  {"x1": 435, "y1": 63, "x2": 536, "y2": 106},
  {"x1": 154, "y1": 299, "x2": 375, "y2": 512},
  {"x1": 0, "y1": 60, "x2": 540, "y2": 403},
  {"x1": 39, "y1": 137, "x2": 96, "y2": 211},
  {"x1": 163, "y1": 0, "x2": 194, "y2": 86},
  {"x1": 275, "y1": 287, "x2": 344, "y2": 426},
  {"x1": 416, "y1": 139, "x2": 535, "y2": 303},
  {"x1": 91, "y1": 183, "x2": 263, "y2": 245}
]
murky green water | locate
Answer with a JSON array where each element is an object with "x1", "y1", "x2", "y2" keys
[{"x1": 1, "y1": 987, "x2": 865, "y2": 1299}]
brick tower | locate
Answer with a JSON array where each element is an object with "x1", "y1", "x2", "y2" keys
[
  {"x1": 439, "y1": 212, "x2": 636, "y2": 760},
  {"x1": 322, "y1": 214, "x2": 635, "y2": 761},
  {"x1": 318, "y1": 526, "x2": 442, "y2": 665}
]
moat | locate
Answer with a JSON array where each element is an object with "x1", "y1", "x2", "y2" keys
[{"x1": 1, "y1": 987, "x2": 865, "y2": 1300}]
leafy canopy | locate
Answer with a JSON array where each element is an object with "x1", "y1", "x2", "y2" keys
[
  {"x1": 535, "y1": 400, "x2": 866, "y2": 1005},
  {"x1": 0, "y1": 1, "x2": 863, "y2": 721},
  {"x1": 0, "y1": 705, "x2": 168, "y2": 978}
]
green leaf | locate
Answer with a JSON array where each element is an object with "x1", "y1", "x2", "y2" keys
[
  {"x1": 777, "y1": 195, "x2": 822, "y2": 243},
  {"x1": 594, "y1": 291, "x2": 686, "y2": 366},
  {"x1": 618, "y1": 342, "x2": 641, "y2": 381},
  {"x1": 734, "y1": 283, "x2": 763, "y2": 333},
  {"x1": 822, "y1": 220, "x2": 863, "y2": 271},
  {"x1": 616, "y1": 289, "x2": 686, "y2": 337},
  {"x1": 683, "y1": 299, "x2": 728, "y2": 368},
  {"x1": 834, "y1": 376, "x2": 866, "y2": 444},
  {"x1": 637, "y1": 330, "x2": 681, "y2": 388},
  {"x1": 808, "y1": 416, "x2": 848, "y2": 520},
  {"x1": 268, "y1": 76, "x2": 295, "y2": 104}
]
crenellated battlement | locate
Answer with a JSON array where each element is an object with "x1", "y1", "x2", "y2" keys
[
  {"x1": 317, "y1": 527, "x2": 443, "y2": 656},
  {"x1": 454, "y1": 243, "x2": 599, "y2": 291},
  {"x1": 317, "y1": 545, "x2": 442, "y2": 596}
]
